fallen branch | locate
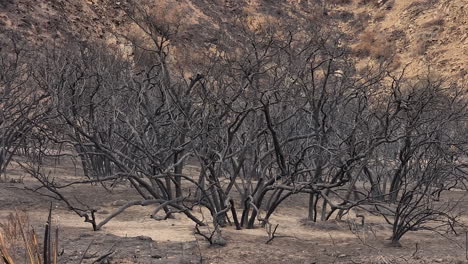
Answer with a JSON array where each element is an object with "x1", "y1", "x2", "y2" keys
[
  {"x1": 265, "y1": 223, "x2": 279, "y2": 244},
  {"x1": 96, "y1": 199, "x2": 165, "y2": 230}
]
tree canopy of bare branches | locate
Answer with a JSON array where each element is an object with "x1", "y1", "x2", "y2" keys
[{"x1": 1, "y1": 1, "x2": 467, "y2": 247}]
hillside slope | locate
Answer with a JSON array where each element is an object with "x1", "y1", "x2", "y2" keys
[
  {"x1": 333, "y1": 0, "x2": 467, "y2": 78},
  {"x1": 0, "y1": 0, "x2": 466, "y2": 78}
]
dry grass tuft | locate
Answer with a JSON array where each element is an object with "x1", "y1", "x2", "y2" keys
[
  {"x1": 0, "y1": 232, "x2": 15, "y2": 264},
  {"x1": 0, "y1": 210, "x2": 58, "y2": 264},
  {"x1": 329, "y1": 0, "x2": 353, "y2": 5},
  {"x1": 353, "y1": 30, "x2": 395, "y2": 60},
  {"x1": 358, "y1": 0, "x2": 380, "y2": 7},
  {"x1": 0, "y1": 211, "x2": 30, "y2": 241},
  {"x1": 0, "y1": 211, "x2": 41, "y2": 264},
  {"x1": 421, "y1": 17, "x2": 445, "y2": 28}
]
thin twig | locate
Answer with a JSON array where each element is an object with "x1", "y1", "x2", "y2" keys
[{"x1": 79, "y1": 239, "x2": 94, "y2": 264}]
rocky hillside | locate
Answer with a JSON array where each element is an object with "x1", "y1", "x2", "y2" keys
[
  {"x1": 0, "y1": 0, "x2": 466, "y2": 78},
  {"x1": 333, "y1": 0, "x2": 467, "y2": 78}
]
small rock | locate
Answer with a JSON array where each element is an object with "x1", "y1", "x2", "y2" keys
[
  {"x1": 111, "y1": 200, "x2": 126, "y2": 206},
  {"x1": 338, "y1": 254, "x2": 347, "y2": 258},
  {"x1": 212, "y1": 233, "x2": 227, "y2": 246},
  {"x1": 435, "y1": 259, "x2": 444, "y2": 263},
  {"x1": 137, "y1": 235, "x2": 152, "y2": 241}
]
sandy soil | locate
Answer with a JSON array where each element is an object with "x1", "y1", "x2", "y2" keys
[{"x1": 1, "y1": 158, "x2": 468, "y2": 264}]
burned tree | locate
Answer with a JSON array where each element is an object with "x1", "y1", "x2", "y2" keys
[
  {"x1": 370, "y1": 74, "x2": 468, "y2": 246},
  {"x1": 10, "y1": 1, "x2": 467, "y2": 249},
  {"x1": 0, "y1": 33, "x2": 50, "y2": 179}
]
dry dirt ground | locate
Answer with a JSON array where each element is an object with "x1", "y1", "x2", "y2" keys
[{"x1": 1, "y1": 158, "x2": 468, "y2": 264}]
